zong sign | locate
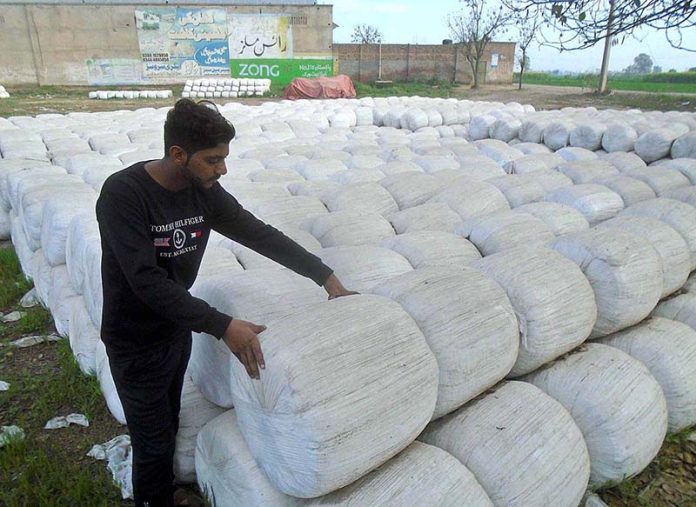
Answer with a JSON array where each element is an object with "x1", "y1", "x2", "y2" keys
[{"x1": 231, "y1": 58, "x2": 333, "y2": 85}]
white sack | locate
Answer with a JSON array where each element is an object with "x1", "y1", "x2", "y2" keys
[
  {"x1": 513, "y1": 202, "x2": 590, "y2": 236},
  {"x1": 601, "y1": 123, "x2": 638, "y2": 152},
  {"x1": 381, "y1": 231, "x2": 481, "y2": 269},
  {"x1": 429, "y1": 179, "x2": 510, "y2": 221},
  {"x1": 387, "y1": 202, "x2": 462, "y2": 234},
  {"x1": 544, "y1": 184, "x2": 624, "y2": 225},
  {"x1": 304, "y1": 211, "x2": 395, "y2": 247},
  {"x1": 458, "y1": 211, "x2": 555, "y2": 256},
  {"x1": 591, "y1": 175, "x2": 656, "y2": 207},
  {"x1": 485, "y1": 175, "x2": 545, "y2": 207},
  {"x1": 68, "y1": 298, "x2": 99, "y2": 375},
  {"x1": 95, "y1": 340, "x2": 127, "y2": 425}
]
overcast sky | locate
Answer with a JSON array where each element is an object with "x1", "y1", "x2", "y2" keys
[{"x1": 324, "y1": 0, "x2": 696, "y2": 72}]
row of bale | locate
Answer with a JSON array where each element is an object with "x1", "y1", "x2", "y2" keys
[
  {"x1": 88, "y1": 90, "x2": 174, "y2": 100},
  {"x1": 182, "y1": 78, "x2": 271, "y2": 99},
  {"x1": 1, "y1": 97, "x2": 696, "y2": 506}
]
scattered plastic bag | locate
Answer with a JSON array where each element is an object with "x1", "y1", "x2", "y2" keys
[
  {"x1": 88, "y1": 434, "x2": 133, "y2": 499},
  {"x1": 44, "y1": 413, "x2": 89, "y2": 430},
  {"x1": 0, "y1": 380, "x2": 8, "y2": 392},
  {"x1": 0, "y1": 425, "x2": 25, "y2": 448},
  {"x1": 2, "y1": 311, "x2": 25, "y2": 323},
  {"x1": 9, "y1": 334, "x2": 61, "y2": 348},
  {"x1": 19, "y1": 288, "x2": 39, "y2": 308}
]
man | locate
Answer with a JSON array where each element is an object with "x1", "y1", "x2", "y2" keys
[{"x1": 96, "y1": 98, "x2": 355, "y2": 507}]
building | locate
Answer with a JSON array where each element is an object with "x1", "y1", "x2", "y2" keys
[{"x1": 0, "y1": 0, "x2": 515, "y2": 86}]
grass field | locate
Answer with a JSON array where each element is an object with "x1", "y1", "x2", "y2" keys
[{"x1": 518, "y1": 72, "x2": 696, "y2": 94}]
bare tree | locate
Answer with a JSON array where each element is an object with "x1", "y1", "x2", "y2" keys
[
  {"x1": 515, "y1": 9, "x2": 541, "y2": 89},
  {"x1": 351, "y1": 24, "x2": 383, "y2": 44},
  {"x1": 502, "y1": 0, "x2": 696, "y2": 52},
  {"x1": 449, "y1": 0, "x2": 511, "y2": 89}
]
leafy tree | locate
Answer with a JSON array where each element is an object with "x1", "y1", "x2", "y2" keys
[
  {"x1": 515, "y1": 8, "x2": 541, "y2": 89},
  {"x1": 624, "y1": 53, "x2": 654, "y2": 74},
  {"x1": 351, "y1": 24, "x2": 383, "y2": 44},
  {"x1": 449, "y1": 0, "x2": 511, "y2": 89},
  {"x1": 653, "y1": 65, "x2": 663, "y2": 73}
]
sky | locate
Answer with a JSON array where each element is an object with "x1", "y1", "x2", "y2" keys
[{"x1": 324, "y1": 0, "x2": 696, "y2": 73}]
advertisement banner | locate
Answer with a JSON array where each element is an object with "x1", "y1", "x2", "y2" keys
[
  {"x1": 228, "y1": 14, "x2": 292, "y2": 60},
  {"x1": 86, "y1": 59, "x2": 145, "y2": 85},
  {"x1": 230, "y1": 58, "x2": 333, "y2": 85},
  {"x1": 135, "y1": 8, "x2": 229, "y2": 78}
]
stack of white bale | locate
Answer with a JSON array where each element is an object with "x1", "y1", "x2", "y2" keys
[
  {"x1": 89, "y1": 90, "x2": 173, "y2": 100},
  {"x1": 182, "y1": 78, "x2": 271, "y2": 99},
  {"x1": 2, "y1": 97, "x2": 696, "y2": 506}
]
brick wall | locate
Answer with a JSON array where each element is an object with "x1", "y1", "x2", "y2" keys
[{"x1": 333, "y1": 42, "x2": 516, "y2": 85}]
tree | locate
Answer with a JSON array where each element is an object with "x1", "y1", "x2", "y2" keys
[
  {"x1": 351, "y1": 24, "x2": 383, "y2": 44},
  {"x1": 654, "y1": 65, "x2": 663, "y2": 73},
  {"x1": 449, "y1": 0, "x2": 511, "y2": 89},
  {"x1": 502, "y1": 0, "x2": 696, "y2": 52},
  {"x1": 515, "y1": 9, "x2": 541, "y2": 90},
  {"x1": 624, "y1": 53, "x2": 654, "y2": 74}
]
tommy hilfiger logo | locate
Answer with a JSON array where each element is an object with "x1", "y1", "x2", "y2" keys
[{"x1": 190, "y1": 230, "x2": 203, "y2": 239}]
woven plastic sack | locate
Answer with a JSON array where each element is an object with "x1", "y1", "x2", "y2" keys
[
  {"x1": 544, "y1": 184, "x2": 624, "y2": 225},
  {"x1": 503, "y1": 153, "x2": 563, "y2": 175},
  {"x1": 229, "y1": 295, "x2": 438, "y2": 497},
  {"x1": 599, "y1": 318, "x2": 696, "y2": 432},
  {"x1": 652, "y1": 293, "x2": 696, "y2": 332},
  {"x1": 524, "y1": 344, "x2": 668, "y2": 486},
  {"x1": 458, "y1": 211, "x2": 555, "y2": 256},
  {"x1": 420, "y1": 381, "x2": 590, "y2": 507},
  {"x1": 543, "y1": 120, "x2": 575, "y2": 150},
  {"x1": 635, "y1": 127, "x2": 688, "y2": 164},
  {"x1": 624, "y1": 167, "x2": 691, "y2": 197},
  {"x1": 387, "y1": 202, "x2": 462, "y2": 234},
  {"x1": 303, "y1": 211, "x2": 395, "y2": 248},
  {"x1": 485, "y1": 175, "x2": 545, "y2": 208},
  {"x1": 601, "y1": 123, "x2": 638, "y2": 152},
  {"x1": 322, "y1": 182, "x2": 398, "y2": 217},
  {"x1": 67, "y1": 298, "x2": 99, "y2": 375},
  {"x1": 471, "y1": 246, "x2": 597, "y2": 376},
  {"x1": 591, "y1": 175, "x2": 656, "y2": 207},
  {"x1": 513, "y1": 202, "x2": 589, "y2": 236},
  {"x1": 95, "y1": 340, "x2": 127, "y2": 425},
  {"x1": 429, "y1": 179, "x2": 510, "y2": 221},
  {"x1": 556, "y1": 160, "x2": 619, "y2": 184},
  {"x1": 380, "y1": 172, "x2": 444, "y2": 209},
  {"x1": 569, "y1": 122, "x2": 606, "y2": 151},
  {"x1": 551, "y1": 228, "x2": 663, "y2": 337},
  {"x1": 600, "y1": 151, "x2": 646, "y2": 173},
  {"x1": 381, "y1": 231, "x2": 481, "y2": 269}
]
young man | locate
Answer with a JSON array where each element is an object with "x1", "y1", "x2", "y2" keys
[{"x1": 96, "y1": 99, "x2": 355, "y2": 507}]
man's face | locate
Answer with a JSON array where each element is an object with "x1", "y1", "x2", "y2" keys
[{"x1": 181, "y1": 143, "x2": 229, "y2": 189}]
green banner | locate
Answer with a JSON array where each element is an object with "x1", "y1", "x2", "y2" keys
[{"x1": 230, "y1": 58, "x2": 333, "y2": 86}]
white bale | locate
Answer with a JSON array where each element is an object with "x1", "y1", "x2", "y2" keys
[
  {"x1": 514, "y1": 142, "x2": 552, "y2": 155},
  {"x1": 11, "y1": 211, "x2": 34, "y2": 277},
  {"x1": 513, "y1": 202, "x2": 590, "y2": 235},
  {"x1": 543, "y1": 120, "x2": 574, "y2": 150},
  {"x1": 95, "y1": 339, "x2": 127, "y2": 425},
  {"x1": 660, "y1": 158, "x2": 696, "y2": 183},
  {"x1": 551, "y1": 228, "x2": 663, "y2": 337},
  {"x1": 174, "y1": 373, "x2": 226, "y2": 484},
  {"x1": 489, "y1": 118, "x2": 521, "y2": 142},
  {"x1": 387, "y1": 202, "x2": 462, "y2": 234},
  {"x1": 230, "y1": 295, "x2": 438, "y2": 497},
  {"x1": 420, "y1": 381, "x2": 590, "y2": 507},
  {"x1": 381, "y1": 231, "x2": 481, "y2": 269},
  {"x1": 65, "y1": 152, "x2": 122, "y2": 176},
  {"x1": 624, "y1": 167, "x2": 691, "y2": 196},
  {"x1": 347, "y1": 155, "x2": 385, "y2": 171},
  {"x1": 601, "y1": 123, "x2": 638, "y2": 152},
  {"x1": 485, "y1": 174, "x2": 545, "y2": 207},
  {"x1": 569, "y1": 122, "x2": 606, "y2": 151},
  {"x1": 380, "y1": 172, "x2": 444, "y2": 210},
  {"x1": 429, "y1": 179, "x2": 510, "y2": 221},
  {"x1": 196, "y1": 411, "x2": 493, "y2": 507},
  {"x1": 458, "y1": 211, "x2": 555, "y2": 256},
  {"x1": 671, "y1": 131, "x2": 696, "y2": 159},
  {"x1": 329, "y1": 168, "x2": 384, "y2": 185},
  {"x1": 591, "y1": 175, "x2": 656, "y2": 207},
  {"x1": 0, "y1": 159, "x2": 52, "y2": 211},
  {"x1": 403, "y1": 109, "x2": 429, "y2": 131},
  {"x1": 322, "y1": 182, "x2": 398, "y2": 217},
  {"x1": 222, "y1": 227, "x2": 321, "y2": 271},
  {"x1": 374, "y1": 267, "x2": 518, "y2": 419},
  {"x1": 472, "y1": 246, "x2": 597, "y2": 375},
  {"x1": 518, "y1": 120, "x2": 546, "y2": 144},
  {"x1": 519, "y1": 168, "x2": 573, "y2": 194},
  {"x1": 544, "y1": 184, "x2": 624, "y2": 225},
  {"x1": 474, "y1": 139, "x2": 523, "y2": 167},
  {"x1": 556, "y1": 160, "x2": 619, "y2": 184},
  {"x1": 196, "y1": 246, "x2": 244, "y2": 279},
  {"x1": 40, "y1": 193, "x2": 97, "y2": 267},
  {"x1": 619, "y1": 198, "x2": 696, "y2": 270},
  {"x1": 251, "y1": 196, "x2": 327, "y2": 230},
  {"x1": 249, "y1": 168, "x2": 304, "y2": 185},
  {"x1": 287, "y1": 180, "x2": 340, "y2": 201},
  {"x1": 65, "y1": 212, "x2": 100, "y2": 294},
  {"x1": 456, "y1": 155, "x2": 506, "y2": 180},
  {"x1": 296, "y1": 159, "x2": 347, "y2": 181},
  {"x1": 524, "y1": 343, "x2": 668, "y2": 486},
  {"x1": 30, "y1": 249, "x2": 52, "y2": 306},
  {"x1": 635, "y1": 127, "x2": 687, "y2": 163},
  {"x1": 503, "y1": 153, "x2": 564, "y2": 175},
  {"x1": 652, "y1": 293, "x2": 696, "y2": 333},
  {"x1": 684, "y1": 272, "x2": 696, "y2": 293},
  {"x1": 304, "y1": 211, "x2": 395, "y2": 247},
  {"x1": 189, "y1": 269, "x2": 325, "y2": 410},
  {"x1": 598, "y1": 216, "x2": 690, "y2": 297},
  {"x1": 82, "y1": 238, "x2": 103, "y2": 329},
  {"x1": 599, "y1": 317, "x2": 696, "y2": 432},
  {"x1": 600, "y1": 151, "x2": 646, "y2": 173},
  {"x1": 468, "y1": 115, "x2": 496, "y2": 140},
  {"x1": 318, "y1": 246, "x2": 412, "y2": 293},
  {"x1": 556, "y1": 147, "x2": 598, "y2": 162},
  {"x1": 68, "y1": 298, "x2": 99, "y2": 375},
  {"x1": 47, "y1": 265, "x2": 80, "y2": 337},
  {"x1": 413, "y1": 155, "x2": 460, "y2": 174}
]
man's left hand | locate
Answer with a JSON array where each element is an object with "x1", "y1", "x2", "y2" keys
[{"x1": 323, "y1": 273, "x2": 359, "y2": 300}]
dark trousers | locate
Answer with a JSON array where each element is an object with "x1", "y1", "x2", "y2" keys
[{"x1": 107, "y1": 334, "x2": 192, "y2": 507}]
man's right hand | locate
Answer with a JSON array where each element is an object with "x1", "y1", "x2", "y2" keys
[{"x1": 222, "y1": 319, "x2": 266, "y2": 380}]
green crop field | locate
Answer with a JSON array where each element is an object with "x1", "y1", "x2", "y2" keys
[{"x1": 517, "y1": 72, "x2": 696, "y2": 94}]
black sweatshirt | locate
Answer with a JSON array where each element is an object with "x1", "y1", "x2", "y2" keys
[{"x1": 96, "y1": 161, "x2": 333, "y2": 356}]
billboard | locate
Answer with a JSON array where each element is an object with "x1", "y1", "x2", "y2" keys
[{"x1": 135, "y1": 8, "x2": 230, "y2": 77}]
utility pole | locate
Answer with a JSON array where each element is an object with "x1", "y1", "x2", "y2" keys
[{"x1": 598, "y1": 0, "x2": 616, "y2": 94}]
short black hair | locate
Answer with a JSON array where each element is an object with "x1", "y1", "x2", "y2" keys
[{"x1": 164, "y1": 99, "x2": 236, "y2": 157}]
